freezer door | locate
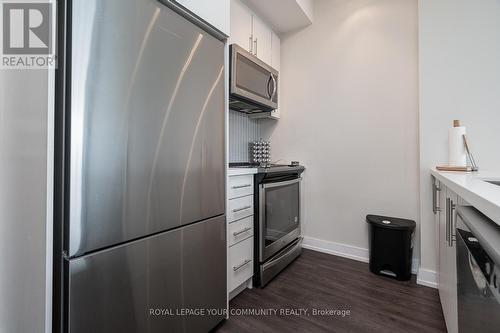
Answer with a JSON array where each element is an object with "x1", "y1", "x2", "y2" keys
[
  {"x1": 68, "y1": 0, "x2": 225, "y2": 256},
  {"x1": 67, "y1": 216, "x2": 226, "y2": 333}
]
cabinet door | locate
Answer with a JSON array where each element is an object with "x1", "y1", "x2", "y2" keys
[
  {"x1": 252, "y1": 14, "x2": 272, "y2": 64},
  {"x1": 446, "y1": 190, "x2": 458, "y2": 333},
  {"x1": 438, "y1": 185, "x2": 447, "y2": 294},
  {"x1": 229, "y1": 0, "x2": 253, "y2": 52},
  {"x1": 175, "y1": 0, "x2": 230, "y2": 36},
  {"x1": 436, "y1": 181, "x2": 443, "y2": 286},
  {"x1": 439, "y1": 187, "x2": 458, "y2": 333}
]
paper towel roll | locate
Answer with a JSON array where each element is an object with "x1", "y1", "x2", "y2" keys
[{"x1": 449, "y1": 125, "x2": 467, "y2": 167}]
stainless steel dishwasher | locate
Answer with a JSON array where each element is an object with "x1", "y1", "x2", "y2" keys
[{"x1": 456, "y1": 206, "x2": 500, "y2": 333}]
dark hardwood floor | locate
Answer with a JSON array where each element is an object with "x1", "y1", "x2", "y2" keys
[{"x1": 214, "y1": 249, "x2": 446, "y2": 333}]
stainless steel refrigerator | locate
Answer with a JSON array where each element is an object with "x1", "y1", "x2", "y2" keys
[{"x1": 54, "y1": 0, "x2": 226, "y2": 332}]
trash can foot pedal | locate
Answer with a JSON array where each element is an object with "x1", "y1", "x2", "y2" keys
[{"x1": 379, "y1": 270, "x2": 397, "y2": 278}]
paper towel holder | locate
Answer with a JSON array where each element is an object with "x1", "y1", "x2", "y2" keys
[
  {"x1": 436, "y1": 120, "x2": 479, "y2": 172},
  {"x1": 463, "y1": 134, "x2": 479, "y2": 171}
]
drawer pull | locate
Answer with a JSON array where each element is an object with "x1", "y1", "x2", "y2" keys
[
  {"x1": 233, "y1": 259, "x2": 252, "y2": 272},
  {"x1": 233, "y1": 227, "x2": 252, "y2": 237},
  {"x1": 231, "y1": 184, "x2": 251, "y2": 189},
  {"x1": 232, "y1": 205, "x2": 251, "y2": 213}
]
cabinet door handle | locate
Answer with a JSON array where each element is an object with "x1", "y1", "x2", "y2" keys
[
  {"x1": 233, "y1": 227, "x2": 252, "y2": 237},
  {"x1": 249, "y1": 36, "x2": 253, "y2": 53},
  {"x1": 233, "y1": 259, "x2": 252, "y2": 272},
  {"x1": 449, "y1": 200, "x2": 456, "y2": 247},
  {"x1": 231, "y1": 184, "x2": 251, "y2": 190},
  {"x1": 446, "y1": 198, "x2": 450, "y2": 243},
  {"x1": 254, "y1": 38, "x2": 258, "y2": 55},
  {"x1": 232, "y1": 205, "x2": 251, "y2": 213},
  {"x1": 432, "y1": 184, "x2": 436, "y2": 213},
  {"x1": 432, "y1": 182, "x2": 441, "y2": 214}
]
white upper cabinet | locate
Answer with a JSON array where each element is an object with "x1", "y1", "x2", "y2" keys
[
  {"x1": 229, "y1": 0, "x2": 275, "y2": 66},
  {"x1": 229, "y1": 0, "x2": 253, "y2": 52},
  {"x1": 174, "y1": 0, "x2": 230, "y2": 36},
  {"x1": 251, "y1": 15, "x2": 272, "y2": 65}
]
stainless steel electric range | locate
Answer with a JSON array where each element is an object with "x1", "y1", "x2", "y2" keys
[{"x1": 229, "y1": 163, "x2": 305, "y2": 287}]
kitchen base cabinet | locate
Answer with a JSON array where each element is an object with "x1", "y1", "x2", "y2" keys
[
  {"x1": 434, "y1": 178, "x2": 458, "y2": 333},
  {"x1": 227, "y1": 169, "x2": 257, "y2": 299},
  {"x1": 228, "y1": 237, "x2": 253, "y2": 292}
]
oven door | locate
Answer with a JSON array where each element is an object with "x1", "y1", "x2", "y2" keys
[
  {"x1": 259, "y1": 178, "x2": 301, "y2": 262},
  {"x1": 230, "y1": 44, "x2": 278, "y2": 111}
]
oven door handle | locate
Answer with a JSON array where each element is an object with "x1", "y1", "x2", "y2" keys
[
  {"x1": 262, "y1": 237, "x2": 303, "y2": 270},
  {"x1": 262, "y1": 178, "x2": 301, "y2": 189}
]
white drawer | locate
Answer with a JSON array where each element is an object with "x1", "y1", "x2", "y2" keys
[
  {"x1": 228, "y1": 175, "x2": 254, "y2": 199},
  {"x1": 228, "y1": 216, "x2": 253, "y2": 246},
  {"x1": 227, "y1": 195, "x2": 253, "y2": 223},
  {"x1": 228, "y1": 237, "x2": 253, "y2": 292}
]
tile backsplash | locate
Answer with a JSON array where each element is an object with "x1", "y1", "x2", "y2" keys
[{"x1": 228, "y1": 110, "x2": 261, "y2": 163}]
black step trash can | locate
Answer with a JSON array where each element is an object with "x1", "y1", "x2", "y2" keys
[{"x1": 366, "y1": 214, "x2": 416, "y2": 281}]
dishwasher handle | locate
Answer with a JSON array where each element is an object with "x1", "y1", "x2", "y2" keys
[{"x1": 457, "y1": 227, "x2": 493, "y2": 283}]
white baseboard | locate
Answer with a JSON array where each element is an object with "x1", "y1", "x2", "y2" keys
[
  {"x1": 302, "y1": 236, "x2": 369, "y2": 263},
  {"x1": 302, "y1": 236, "x2": 436, "y2": 288},
  {"x1": 416, "y1": 268, "x2": 438, "y2": 288}
]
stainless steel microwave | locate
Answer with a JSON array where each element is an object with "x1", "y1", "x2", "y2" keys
[{"x1": 229, "y1": 44, "x2": 278, "y2": 114}]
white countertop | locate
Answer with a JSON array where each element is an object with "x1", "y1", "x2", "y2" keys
[
  {"x1": 431, "y1": 169, "x2": 500, "y2": 225},
  {"x1": 228, "y1": 167, "x2": 258, "y2": 176}
]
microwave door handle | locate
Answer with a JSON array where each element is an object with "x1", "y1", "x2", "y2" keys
[
  {"x1": 267, "y1": 75, "x2": 273, "y2": 98},
  {"x1": 271, "y1": 74, "x2": 277, "y2": 100}
]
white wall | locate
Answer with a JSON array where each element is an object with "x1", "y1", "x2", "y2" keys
[
  {"x1": 0, "y1": 69, "x2": 53, "y2": 332},
  {"x1": 265, "y1": 0, "x2": 420, "y2": 263},
  {"x1": 419, "y1": 0, "x2": 500, "y2": 274}
]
